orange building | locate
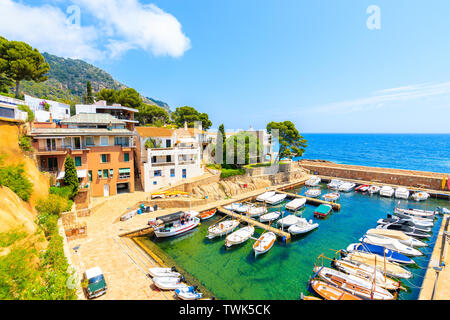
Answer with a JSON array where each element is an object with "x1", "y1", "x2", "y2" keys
[{"x1": 30, "y1": 113, "x2": 135, "y2": 197}]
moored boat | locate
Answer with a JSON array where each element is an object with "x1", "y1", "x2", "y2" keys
[
  {"x1": 259, "y1": 211, "x2": 281, "y2": 223},
  {"x1": 339, "y1": 182, "x2": 356, "y2": 192},
  {"x1": 277, "y1": 214, "x2": 303, "y2": 227},
  {"x1": 246, "y1": 205, "x2": 268, "y2": 218},
  {"x1": 305, "y1": 176, "x2": 321, "y2": 187},
  {"x1": 175, "y1": 286, "x2": 203, "y2": 300},
  {"x1": 207, "y1": 220, "x2": 240, "y2": 239},
  {"x1": 152, "y1": 276, "x2": 188, "y2": 290},
  {"x1": 253, "y1": 232, "x2": 276, "y2": 257},
  {"x1": 368, "y1": 185, "x2": 380, "y2": 194},
  {"x1": 346, "y1": 243, "x2": 415, "y2": 265},
  {"x1": 265, "y1": 193, "x2": 287, "y2": 205},
  {"x1": 256, "y1": 191, "x2": 276, "y2": 202},
  {"x1": 305, "y1": 188, "x2": 321, "y2": 198},
  {"x1": 314, "y1": 204, "x2": 333, "y2": 219},
  {"x1": 154, "y1": 213, "x2": 200, "y2": 238},
  {"x1": 288, "y1": 218, "x2": 319, "y2": 235},
  {"x1": 412, "y1": 191, "x2": 430, "y2": 201},
  {"x1": 148, "y1": 267, "x2": 181, "y2": 278},
  {"x1": 376, "y1": 223, "x2": 430, "y2": 239},
  {"x1": 225, "y1": 225, "x2": 255, "y2": 247},
  {"x1": 366, "y1": 228, "x2": 427, "y2": 248},
  {"x1": 327, "y1": 179, "x2": 343, "y2": 190},
  {"x1": 377, "y1": 216, "x2": 432, "y2": 232},
  {"x1": 322, "y1": 193, "x2": 340, "y2": 202},
  {"x1": 394, "y1": 207, "x2": 437, "y2": 219},
  {"x1": 380, "y1": 186, "x2": 395, "y2": 197},
  {"x1": 285, "y1": 198, "x2": 307, "y2": 211},
  {"x1": 198, "y1": 209, "x2": 217, "y2": 221},
  {"x1": 394, "y1": 187, "x2": 410, "y2": 199},
  {"x1": 309, "y1": 279, "x2": 362, "y2": 300},
  {"x1": 359, "y1": 235, "x2": 423, "y2": 257},
  {"x1": 355, "y1": 184, "x2": 370, "y2": 192}
]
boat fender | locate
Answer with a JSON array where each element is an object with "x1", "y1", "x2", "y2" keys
[{"x1": 282, "y1": 236, "x2": 286, "y2": 244}]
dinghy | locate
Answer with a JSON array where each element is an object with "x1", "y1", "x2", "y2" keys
[
  {"x1": 339, "y1": 182, "x2": 356, "y2": 192},
  {"x1": 346, "y1": 243, "x2": 415, "y2": 265},
  {"x1": 148, "y1": 267, "x2": 181, "y2": 278},
  {"x1": 256, "y1": 191, "x2": 276, "y2": 202},
  {"x1": 359, "y1": 235, "x2": 423, "y2": 257},
  {"x1": 343, "y1": 252, "x2": 412, "y2": 279},
  {"x1": 313, "y1": 266, "x2": 394, "y2": 300},
  {"x1": 285, "y1": 198, "x2": 306, "y2": 211},
  {"x1": 288, "y1": 218, "x2": 319, "y2": 235},
  {"x1": 412, "y1": 192, "x2": 430, "y2": 201},
  {"x1": 395, "y1": 187, "x2": 410, "y2": 199},
  {"x1": 259, "y1": 211, "x2": 281, "y2": 223},
  {"x1": 207, "y1": 220, "x2": 240, "y2": 239},
  {"x1": 314, "y1": 204, "x2": 333, "y2": 218},
  {"x1": 277, "y1": 215, "x2": 303, "y2": 227},
  {"x1": 198, "y1": 209, "x2": 216, "y2": 221},
  {"x1": 394, "y1": 207, "x2": 437, "y2": 219},
  {"x1": 305, "y1": 188, "x2": 321, "y2": 198},
  {"x1": 322, "y1": 193, "x2": 340, "y2": 202},
  {"x1": 265, "y1": 193, "x2": 287, "y2": 205},
  {"x1": 225, "y1": 226, "x2": 255, "y2": 247},
  {"x1": 175, "y1": 286, "x2": 203, "y2": 300},
  {"x1": 246, "y1": 205, "x2": 267, "y2": 218},
  {"x1": 366, "y1": 228, "x2": 427, "y2": 248},
  {"x1": 305, "y1": 176, "x2": 321, "y2": 187},
  {"x1": 376, "y1": 223, "x2": 430, "y2": 239},
  {"x1": 327, "y1": 179, "x2": 343, "y2": 190},
  {"x1": 368, "y1": 185, "x2": 380, "y2": 194},
  {"x1": 380, "y1": 186, "x2": 395, "y2": 197},
  {"x1": 377, "y1": 216, "x2": 432, "y2": 232},
  {"x1": 309, "y1": 279, "x2": 362, "y2": 300},
  {"x1": 253, "y1": 232, "x2": 276, "y2": 257},
  {"x1": 152, "y1": 276, "x2": 188, "y2": 290}
]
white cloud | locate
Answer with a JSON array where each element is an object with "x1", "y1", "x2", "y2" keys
[{"x1": 0, "y1": 0, "x2": 191, "y2": 61}]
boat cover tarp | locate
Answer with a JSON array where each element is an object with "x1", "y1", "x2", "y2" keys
[
  {"x1": 315, "y1": 204, "x2": 331, "y2": 214},
  {"x1": 157, "y1": 211, "x2": 185, "y2": 224}
]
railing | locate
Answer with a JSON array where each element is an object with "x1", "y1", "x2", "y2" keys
[
  {"x1": 151, "y1": 162, "x2": 175, "y2": 167},
  {"x1": 178, "y1": 160, "x2": 197, "y2": 165}
]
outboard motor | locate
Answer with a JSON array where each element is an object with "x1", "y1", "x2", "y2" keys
[
  {"x1": 180, "y1": 276, "x2": 185, "y2": 282},
  {"x1": 387, "y1": 214, "x2": 392, "y2": 219},
  {"x1": 340, "y1": 249, "x2": 348, "y2": 258}
]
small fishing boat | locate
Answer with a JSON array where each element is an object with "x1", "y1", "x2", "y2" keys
[
  {"x1": 376, "y1": 223, "x2": 430, "y2": 239},
  {"x1": 246, "y1": 205, "x2": 267, "y2": 218},
  {"x1": 339, "y1": 182, "x2": 356, "y2": 192},
  {"x1": 259, "y1": 211, "x2": 281, "y2": 223},
  {"x1": 207, "y1": 220, "x2": 240, "y2": 239},
  {"x1": 285, "y1": 198, "x2": 307, "y2": 211},
  {"x1": 225, "y1": 225, "x2": 255, "y2": 247},
  {"x1": 355, "y1": 184, "x2": 370, "y2": 192},
  {"x1": 412, "y1": 192, "x2": 430, "y2": 201},
  {"x1": 314, "y1": 204, "x2": 333, "y2": 219},
  {"x1": 395, "y1": 187, "x2": 410, "y2": 199},
  {"x1": 322, "y1": 193, "x2": 340, "y2": 202},
  {"x1": 223, "y1": 203, "x2": 240, "y2": 211},
  {"x1": 154, "y1": 213, "x2": 200, "y2": 238},
  {"x1": 234, "y1": 203, "x2": 250, "y2": 213},
  {"x1": 305, "y1": 176, "x2": 321, "y2": 187},
  {"x1": 359, "y1": 235, "x2": 423, "y2": 257},
  {"x1": 253, "y1": 232, "x2": 276, "y2": 257},
  {"x1": 265, "y1": 193, "x2": 287, "y2": 205},
  {"x1": 368, "y1": 185, "x2": 380, "y2": 194},
  {"x1": 377, "y1": 216, "x2": 432, "y2": 232},
  {"x1": 148, "y1": 267, "x2": 181, "y2": 278},
  {"x1": 309, "y1": 279, "x2": 362, "y2": 300},
  {"x1": 343, "y1": 252, "x2": 412, "y2": 279},
  {"x1": 175, "y1": 286, "x2": 203, "y2": 300},
  {"x1": 277, "y1": 215, "x2": 303, "y2": 227},
  {"x1": 394, "y1": 207, "x2": 437, "y2": 219},
  {"x1": 346, "y1": 243, "x2": 415, "y2": 265},
  {"x1": 152, "y1": 276, "x2": 188, "y2": 290},
  {"x1": 379, "y1": 186, "x2": 395, "y2": 197},
  {"x1": 256, "y1": 191, "x2": 276, "y2": 202},
  {"x1": 198, "y1": 209, "x2": 217, "y2": 221},
  {"x1": 305, "y1": 188, "x2": 321, "y2": 198},
  {"x1": 288, "y1": 218, "x2": 319, "y2": 235},
  {"x1": 327, "y1": 179, "x2": 343, "y2": 190},
  {"x1": 331, "y1": 259, "x2": 402, "y2": 291},
  {"x1": 366, "y1": 228, "x2": 427, "y2": 248}
]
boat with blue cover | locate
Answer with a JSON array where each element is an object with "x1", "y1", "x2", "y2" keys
[{"x1": 346, "y1": 243, "x2": 415, "y2": 265}]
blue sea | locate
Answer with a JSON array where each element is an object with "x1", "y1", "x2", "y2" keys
[{"x1": 293, "y1": 134, "x2": 450, "y2": 174}]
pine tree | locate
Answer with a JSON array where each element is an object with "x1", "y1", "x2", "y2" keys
[
  {"x1": 63, "y1": 155, "x2": 79, "y2": 199},
  {"x1": 86, "y1": 81, "x2": 94, "y2": 104}
]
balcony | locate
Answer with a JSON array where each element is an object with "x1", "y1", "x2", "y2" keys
[{"x1": 151, "y1": 162, "x2": 175, "y2": 167}]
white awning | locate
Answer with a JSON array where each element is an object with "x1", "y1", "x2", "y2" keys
[{"x1": 56, "y1": 169, "x2": 87, "y2": 180}]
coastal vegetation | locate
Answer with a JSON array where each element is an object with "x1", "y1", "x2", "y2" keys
[
  {"x1": 267, "y1": 121, "x2": 307, "y2": 160},
  {"x1": 63, "y1": 155, "x2": 79, "y2": 199},
  {"x1": 0, "y1": 156, "x2": 33, "y2": 202},
  {"x1": 172, "y1": 106, "x2": 212, "y2": 130}
]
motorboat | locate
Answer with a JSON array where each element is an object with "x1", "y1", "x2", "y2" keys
[
  {"x1": 277, "y1": 215, "x2": 304, "y2": 228},
  {"x1": 437, "y1": 206, "x2": 450, "y2": 215},
  {"x1": 253, "y1": 232, "x2": 276, "y2": 257},
  {"x1": 395, "y1": 187, "x2": 410, "y2": 199},
  {"x1": 175, "y1": 286, "x2": 203, "y2": 300},
  {"x1": 259, "y1": 211, "x2": 281, "y2": 223},
  {"x1": 305, "y1": 188, "x2": 321, "y2": 198},
  {"x1": 198, "y1": 209, "x2": 216, "y2": 221},
  {"x1": 342, "y1": 252, "x2": 412, "y2": 279},
  {"x1": 312, "y1": 266, "x2": 394, "y2": 300},
  {"x1": 152, "y1": 276, "x2": 188, "y2": 290},
  {"x1": 377, "y1": 216, "x2": 432, "y2": 232},
  {"x1": 256, "y1": 191, "x2": 276, "y2": 202},
  {"x1": 412, "y1": 192, "x2": 430, "y2": 202},
  {"x1": 346, "y1": 243, "x2": 415, "y2": 265},
  {"x1": 322, "y1": 193, "x2": 340, "y2": 202},
  {"x1": 376, "y1": 224, "x2": 430, "y2": 239},
  {"x1": 314, "y1": 204, "x2": 333, "y2": 219},
  {"x1": 379, "y1": 186, "x2": 395, "y2": 197},
  {"x1": 355, "y1": 185, "x2": 370, "y2": 193},
  {"x1": 359, "y1": 235, "x2": 423, "y2": 257},
  {"x1": 154, "y1": 213, "x2": 200, "y2": 238},
  {"x1": 225, "y1": 226, "x2": 255, "y2": 247},
  {"x1": 366, "y1": 228, "x2": 427, "y2": 248},
  {"x1": 331, "y1": 259, "x2": 402, "y2": 291},
  {"x1": 308, "y1": 279, "x2": 362, "y2": 300},
  {"x1": 207, "y1": 220, "x2": 240, "y2": 239},
  {"x1": 305, "y1": 176, "x2": 321, "y2": 187},
  {"x1": 388, "y1": 213, "x2": 434, "y2": 228},
  {"x1": 288, "y1": 218, "x2": 319, "y2": 235},
  {"x1": 265, "y1": 193, "x2": 287, "y2": 205},
  {"x1": 285, "y1": 198, "x2": 306, "y2": 211},
  {"x1": 368, "y1": 185, "x2": 380, "y2": 194},
  {"x1": 246, "y1": 205, "x2": 267, "y2": 218},
  {"x1": 223, "y1": 203, "x2": 241, "y2": 211},
  {"x1": 394, "y1": 207, "x2": 437, "y2": 219},
  {"x1": 148, "y1": 267, "x2": 181, "y2": 278},
  {"x1": 327, "y1": 179, "x2": 343, "y2": 190},
  {"x1": 339, "y1": 182, "x2": 356, "y2": 192}
]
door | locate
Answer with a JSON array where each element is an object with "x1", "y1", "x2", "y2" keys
[
  {"x1": 103, "y1": 184, "x2": 110, "y2": 197},
  {"x1": 48, "y1": 157, "x2": 58, "y2": 171},
  {"x1": 47, "y1": 138, "x2": 56, "y2": 151},
  {"x1": 182, "y1": 169, "x2": 187, "y2": 179}
]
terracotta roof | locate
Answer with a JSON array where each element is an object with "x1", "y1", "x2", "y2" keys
[
  {"x1": 30, "y1": 128, "x2": 133, "y2": 136},
  {"x1": 135, "y1": 127, "x2": 175, "y2": 137}
]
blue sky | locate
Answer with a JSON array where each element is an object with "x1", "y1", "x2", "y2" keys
[{"x1": 2, "y1": 0, "x2": 450, "y2": 133}]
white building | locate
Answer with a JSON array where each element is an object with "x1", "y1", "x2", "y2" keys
[
  {"x1": 24, "y1": 94, "x2": 70, "y2": 122},
  {"x1": 135, "y1": 125, "x2": 204, "y2": 192}
]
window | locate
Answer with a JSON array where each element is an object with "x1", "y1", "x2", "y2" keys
[
  {"x1": 170, "y1": 169, "x2": 175, "y2": 177},
  {"x1": 103, "y1": 169, "x2": 109, "y2": 179},
  {"x1": 46, "y1": 138, "x2": 56, "y2": 151},
  {"x1": 85, "y1": 136, "x2": 94, "y2": 146},
  {"x1": 73, "y1": 137, "x2": 81, "y2": 149},
  {"x1": 153, "y1": 181, "x2": 157, "y2": 185},
  {"x1": 109, "y1": 169, "x2": 114, "y2": 177},
  {"x1": 154, "y1": 170, "x2": 162, "y2": 177},
  {"x1": 88, "y1": 170, "x2": 92, "y2": 182},
  {"x1": 98, "y1": 170, "x2": 102, "y2": 179},
  {"x1": 166, "y1": 139, "x2": 171, "y2": 148},
  {"x1": 114, "y1": 137, "x2": 129, "y2": 147},
  {"x1": 100, "y1": 136, "x2": 109, "y2": 146},
  {"x1": 75, "y1": 156, "x2": 82, "y2": 167},
  {"x1": 119, "y1": 168, "x2": 130, "y2": 179},
  {"x1": 166, "y1": 155, "x2": 172, "y2": 163},
  {"x1": 124, "y1": 153, "x2": 129, "y2": 162},
  {"x1": 182, "y1": 169, "x2": 187, "y2": 179},
  {"x1": 101, "y1": 154, "x2": 109, "y2": 163},
  {"x1": 152, "y1": 156, "x2": 157, "y2": 163}
]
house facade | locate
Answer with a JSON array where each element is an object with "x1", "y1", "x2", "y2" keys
[{"x1": 24, "y1": 94, "x2": 71, "y2": 122}]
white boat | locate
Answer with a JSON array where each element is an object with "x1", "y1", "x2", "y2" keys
[
  {"x1": 360, "y1": 234, "x2": 423, "y2": 257},
  {"x1": 390, "y1": 213, "x2": 434, "y2": 228},
  {"x1": 224, "y1": 203, "x2": 248, "y2": 213},
  {"x1": 379, "y1": 186, "x2": 395, "y2": 197},
  {"x1": 152, "y1": 276, "x2": 188, "y2": 290},
  {"x1": 305, "y1": 176, "x2": 321, "y2": 187},
  {"x1": 394, "y1": 207, "x2": 437, "y2": 219},
  {"x1": 366, "y1": 228, "x2": 427, "y2": 248},
  {"x1": 412, "y1": 192, "x2": 430, "y2": 201},
  {"x1": 327, "y1": 179, "x2": 343, "y2": 190},
  {"x1": 246, "y1": 205, "x2": 267, "y2": 217},
  {"x1": 288, "y1": 218, "x2": 318, "y2": 235},
  {"x1": 395, "y1": 187, "x2": 410, "y2": 199},
  {"x1": 225, "y1": 226, "x2": 255, "y2": 247},
  {"x1": 253, "y1": 232, "x2": 276, "y2": 257},
  {"x1": 305, "y1": 188, "x2": 321, "y2": 198},
  {"x1": 322, "y1": 192, "x2": 340, "y2": 202},
  {"x1": 285, "y1": 198, "x2": 306, "y2": 211},
  {"x1": 175, "y1": 286, "x2": 203, "y2": 300},
  {"x1": 154, "y1": 216, "x2": 200, "y2": 238},
  {"x1": 277, "y1": 215, "x2": 303, "y2": 227},
  {"x1": 339, "y1": 182, "x2": 356, "y2": 192},
  {"x1": 256, "y1": 191, "x2": 276, "y2": 202},
  {"x1": 259, "y1": 211, "x2": 281, "y2": 223},
  {"x1": 148, "y1": 267, "x2": 181, "y2": 278},
  {"x1": 368, "y1": 185, "x2": 380, "y2": 194},
  {"x1": 265, "y1": 193, "x2": 287, "y2": 205},
  {"x1": 207, "y1": 220, "x2": 240, "y2": 239}
]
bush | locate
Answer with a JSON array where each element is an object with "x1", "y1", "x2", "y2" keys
[
  {"x1": 17, "y1": 104, "x2": 34, "y2": 122},
  {"x1": 220, "y1": 168, "x2": 246, "y2": 179},
  {"x1": 49, "y1": 186, "x2": 73, "y2": 200},
  {"x1": 36, "y1": 194, "x2": 73, "y2": 216},
  {"x1": 0, "y1": 162, "x2": 33, "y2": 202},
  {"x1": 19, "y1": 135, "x2": 32, "y2": 152}
]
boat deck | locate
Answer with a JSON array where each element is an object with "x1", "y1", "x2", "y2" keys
[{"x1": 276, "y1": 190, "x2": 341, "y2": 211}]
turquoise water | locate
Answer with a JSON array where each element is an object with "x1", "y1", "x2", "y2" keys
[{"x1": 146, "y1": 185, "x2": 449, "y2": 300}]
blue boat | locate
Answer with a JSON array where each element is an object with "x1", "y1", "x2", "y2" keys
[{"x1": 346, "y1": 243, "x2": 415, "y2": 265}]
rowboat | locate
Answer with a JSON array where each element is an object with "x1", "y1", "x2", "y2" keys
[
  {"x1": 265, "y1": 193, "x2": 287, "y2": 205},
  {"x1": 148, "y1": 267, "x2": 181, "y2": 278},
  {"x1": 259, "y1": 211, "x2": 281, "y2": 223},
  {"x1": 285, "y1": 198, "x2": 307, "y2": 211},
  {"x1": 339, "y1": 182, "x2": 356, "y2": 192},
  {"x1": 327, "y1": 179, "x2": 343, "y2": 190},
  {"x1": 253, "y1": 232, "x2": 276, "y2": 257},
  {"x1": 225, "y1": 225, "x2": 255, "y2": 247},
  {"x1": 331, "y1": 259, "x2": 402, "y2": 291},
  {"x1": 152, "y1": 276, "x2": 188, "y2": 290},
  {"x1": 313, "y1": 266, "x2": 394, "y2": 300},
  {"x1": 394, "y1": 207, "x2": 437, "y2": 219},
  {"x1": 256, "y1": 191, "x2": 276, "y2": 202},
  {"x1": 346, "y1": 243, "x2": 415, "y2": 265},
  {"x1": 154, "y1": 215, "x2": 200, "y2": 238},
  {"x1": 175, "y1": 286, "x2": 203, "y2": 300},
  {"x1": 411, "y1": 192, "x2": 430, "y2": 201},
  {"x1": 322, "y1": 193, "x2": 340, "y2": 202},
  {"x1": 366, "y1": 228, "x2": 427, "y2": 248},
  {"x1": 305, "y1": 188, "x2": 321, "y2": 198},
  {"x1": 380, "y1": 186, "x2": 395, "y2": 197},
  {"x1": 314, "y1": 204, "x2": 333, "y2": 218},
  {"x1": 288, "y1": 218, "x2": 319, "y2": 235},
  {"x1": 309, "y1": 279, "x2": 362, "y2": 300},
  {"x1": 359, "y1": 235, "x2": 423, "y2": 257},
  {"x1": 343, "y1": 252, "x2": 412, "y2": 279},
  {"x1": 394, "y1": 187, "x2": 410, "y2": 199},
  {"x1": 355, "y1": 184, "x2": 370, "y2": 192},
  {"x1": 207, "y1": 220, "x2": 240, "y2": 239},
  {"x1": 368, "y1": 185, "x2": 380, "y2": 194},
  {"x1": 277, "y1": 215, "x2": 303, "y2": 227},
  {"x1": 305, "y1": 176, "x2": 321, "y2": 187},
  {"x1": 198, "y1": 209, "x2": 217, "y2": 221},
  {"x1": 234, "y1": 203, "x2": 250, "y2": 213}
]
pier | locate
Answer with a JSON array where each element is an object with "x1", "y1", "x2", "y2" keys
[
  {"x1": 217, "y1": 206, "x2": 292, "y2": 242},
  {"x1": 276, "y1": 190, "x2": 341, "y2": 211}
]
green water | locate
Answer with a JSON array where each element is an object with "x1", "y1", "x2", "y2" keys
[{"x1": 142, "y1": 185, "x2": 449, "y2": 300}]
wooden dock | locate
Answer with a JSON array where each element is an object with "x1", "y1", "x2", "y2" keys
[
  {"x1": 276, "y1": 190, "x2": 341, "y2": 211},
  {"x1": 217, "y1": 206, "x2": 291, "y2": 242}
]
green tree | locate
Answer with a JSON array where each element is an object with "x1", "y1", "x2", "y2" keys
[
  {"x1": 136, "y1": 104, "x2": 170, "y2": 126},
  {"x1": 0, "y1": 73, "x2": 13, "y2": 93},
  {"x1": 63, "y1": 155, "x2": 78, "y2": 199},
  {"x1": 0, "y1": 37, "x2": 50, "y2": 98},
  {"x1": 266, "y1": 121, "x2": 307, "y2": 160},
  {"x1": 95, "y1": 88, "x2": 118, "y2": 105},
  {"x1": 117, "y1": 88, "x2": 142, "y2": 109},
  {"x1": 86, "y1": 81, "x2": 94, "y2": 104},
  {"x1": 172, "y1": 106, "x2": 212, "y2": 130}
]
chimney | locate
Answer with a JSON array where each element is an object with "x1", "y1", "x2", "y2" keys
[
  {"x1": 49, "y1": 113, "x2": 53, "y2": 123},
  {"x1": 184, "y1": 121, "x2": 188, "y2": 131}
]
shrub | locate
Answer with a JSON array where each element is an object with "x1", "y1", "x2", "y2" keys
[
  {"x1": 36, "y1": 194, "x2": 73, "y2": 217},
  {"x1": 0, "y1": 229, "x2": 28, "y2": 248},
  {"x1": 49, "y1": 186, "x2": 73, "y2": 200},
  {"x1": 19, "y1": 135, "x2": 32, "y2": 152},
  {"x1": 17, "y1": 104, "x2": 34, "y2": 122},
  {"x1": 0, "y1": 162, "x2": 33, "y2": 202},
  {"x1": 220, "y1": 168, "x2": 246, "y2": 179}
]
